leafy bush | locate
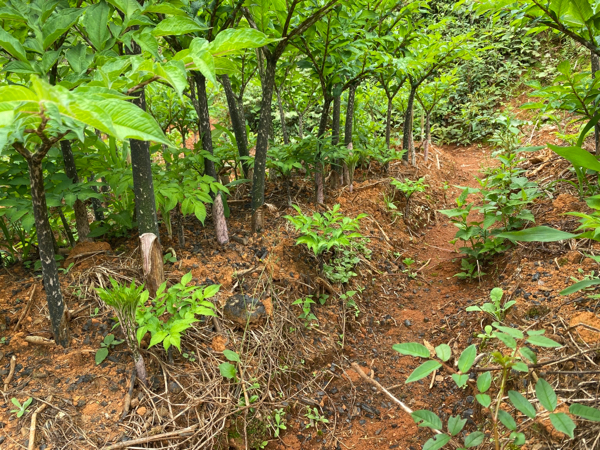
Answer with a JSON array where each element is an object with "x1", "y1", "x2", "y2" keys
[
  {"x1": 136, "y1": 273, "x2": 219, "y2": 353},
  {"x1": 393, "y1": 299, "x2": 598, "y2": 448}
]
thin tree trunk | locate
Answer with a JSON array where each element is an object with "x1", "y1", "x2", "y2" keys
[
  {"x1": 89, "y1": 181, "x2": 105, "y2": 222},
  {"x1": 592, "y1": 51, "x2": 600, "y2": 156},
  {"x1": 385, "y1": 97, "x2": 393, "y2": 150},
  {"x1": 343, "y1": 83, "x2": 358, "y2": 185},
  {"x1": 60, "y1": 141, "x2": 91, "y2": 242},
  {"x1": 220, "y1": 75, "x2": 250, "y2": 177},
  {"x1": 424, "y1": 113, "x2": 431, "y2": 162},
  {"x1": 298, "y1": 114, "x2": 304, "y2": 140},
  {"x1": 402, "y1": 83, "x2": 417, "y2": 164},
  {"x1": 331, "y1": 93, "x2": 341, "y2": 187},
  {"x1": 194, "y1": 73, "x2": 229, "y2": 245},
  {"x1": 315, "y1": 96, "x2": 332, "y2": 204},
  {"x1": 251, "y1": 57, "x2": 277, "y2": 233},
  {"x1": 275, "y1": 83, "x2": 290, "y2": 145},
  {"x1": 57, "y1": 207, "x2": 76, "y2": 248},
  {"x1": 126, "y1": 38, "x2": 160, "y2": 239},
  {"x1": 27, "y1": 156, "x2": 70, "y2": 347}
]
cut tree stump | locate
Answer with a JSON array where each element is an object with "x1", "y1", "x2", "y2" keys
[{"x1": 140, "y1": 233, "x2": 164, "y2": 298}]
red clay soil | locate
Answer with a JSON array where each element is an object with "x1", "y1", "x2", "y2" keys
[{"x1": 1, "y1": 143, "x2": 598, "y2": 449}]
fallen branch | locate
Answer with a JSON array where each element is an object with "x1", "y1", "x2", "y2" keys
[
  {"x1": 102, "y1": 425, "x2": 198, "y2": 449},
  {"x1": 28, "y1": 396, "x2": 51, "y2": 450},
  {"x1": 24, "y1": 336, "x2": 55, "y2": 346},
  {"x1": 120, "y1": 367, "x2": 136, "y2": 421},
  {"x1": 14, "y1": 285, "x2": 37, "y2": 331},
  {"x1": 3, "y1": 355, "x2": 16, "y2": 391}
]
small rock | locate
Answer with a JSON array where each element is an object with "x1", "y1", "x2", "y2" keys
[
  {"x1": 136, "y1": 406, "x2": 147, "y2": 416},
  {"x1": 169, "y1": 381, "x2": 182, "y2": 394},
  {"x1": 222, "y1": 294, "x2": 268, "y2": 328},
  {"x1": 32, "y1": 370, "x2": 47, "y2": 379},
  {"x1": 404, "y1": 319, "x2": 412, "y2": 327},
  {"x1": 462, "y1": 409, "x2": 473, "y2": 419},
  {"x1": 532, "y1": 273, "x2": 540, "y2": 282}
]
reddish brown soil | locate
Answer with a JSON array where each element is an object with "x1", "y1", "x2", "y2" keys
[{"x1": 1, "y1": 142, "x2": 598, "y2": 449}]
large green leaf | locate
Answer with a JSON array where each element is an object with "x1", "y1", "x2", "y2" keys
[
  {"x1": 447, "y1": 415, "x2": 466, "y2": 436},
  {"x1": 42, "y1": 8, "x2": 84, "y2": 49},
  {"x1": 477, "y1": 371, "x2": 492, "y2": 393},
  {"x1": 549, "y1": 413, "x2": 575, "y2": 438},
  {"x1": 536, "y1": 379, "x2": 557, "y2": 412},
  {"x1": 392, "y1": 342, "x2": 431, "y2": 358},
  {"x1": 548, "y1": 144, "x2": 600, "y2": 172},
  {"x1": 411, "y1": 410, "x2": 443, "y2": 430},
  {"x1": 498, "y1": 409, "x2": 517, "y2": 430},
  {"x1": 422, "y1": 435, "x2": 450, "y2": 450},
  {"x1": 526, "y1": 335, "x2": 561, "y2": 348},
  {"x1": 498, "y1": 226, "x2": 576, "y2": 242},
  {"x1": 464, "y1": 431, "x2": 485, "y2": 448},
  {"x1": 570, "y1": 404, "x2": 600, "y2": 421},
  {"x1": 508, "y1": 390, "x2": 536, "y2": 419},
  {"x1": 152, "y1": 16, "x2": 206, "y2": 36},
  {"x1": 457, "y1": 344, "x2": 477, "y2": 373},
  {"x1": 0, "y1": 28, "x2": 28, "y2": 62},
  {"x1": 83, "y1": 1, "x2": 111, "y2": 51},
  {"x1": 406, "y1": 360, "x2": 442, "y2": 383},
  {"x1": 97, "y1": 99, "x2": 171, "y2": 145},
  {"x1": 435, "y1": 344, "x2": 452, "y2": 362},
  {"x1": 189, "y1": 38, "x2": 216, "y2": 85},
  {"x1": 208, "y1": 28, "x2": 276, "y2": 56},
  {"x1": 560, "y1": 278, "x2": 600, "y2": 295}
]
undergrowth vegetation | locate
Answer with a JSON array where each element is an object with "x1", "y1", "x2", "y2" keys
[{"x1": 3, "y1": 0, "x2": 600, "y2": 449}]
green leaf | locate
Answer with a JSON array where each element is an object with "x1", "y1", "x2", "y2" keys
[
  {"x1": 392, "y1": 343, "x2": 431, "y2": 358},
  {"x1": 495, "y1": 332, "x2": 517, "y2": 349},
  {"x1": 498, "y1": 226, "x2": 576, "y2": 242},
  {"x1": 189, "y1": 38, "x2": 216, "y2": 85},
  {"x1": 148, "y1": 330, "x2": 168, "y2": 348},
  {"x1": 42, "y1": 8, "x2": 84, "y2": 50},
  {"x1": 95, "y1": 347, "x2": 109, "y2": 365},
  {"x1": 520, "y1": 347, "x2": 537, "y2": 364},
  {"x1": 457, "y1": 344, "x2": 477, "y2": 373},
  {"x1": 152, "y1": 16, "x2": 206, "y2": 36},
  {"x1": 549, "y1": 413, "x2": 576, "y2": 438},
  {"x1": 508, "y1": 390, "x2": 536, "y2": 419},
  {"x1": 0, "y1": 28, "x2": 27, "y2": 62},
  {"x1": 203, "y1": 284, "x2": 220, "y2": 298},
  {"x1": 510, "y1": 432, "x2": 526, "y2": 445},
  {"x1": 493, "y1": 324, "x2": 524, "y2": 339},
  {"x1": 223, "y1": 349, "x2": 240, "y2": 362},
  {"x1": 98, "y1": 99, "x2": 171, "y2": 145},
  {"x1": 435, "y1": 344, "x2": 452, "y2": 362},
  {"x1": 560, "y1": 278, "x2": 600, "y2": 295},
  {"x1": 406, "y1": 360, "x2": 442, "y2": 383},
  {"x1": 181, "y1": 271, "x2": 192, "y2": 285},
  {"x1": 513, "y1": 362, "x2": 529, "y2": 372},
  {"x1": 536, "y1": 379, "x2": 557, "y2": 412},
  {"x1": 208, "y1": 28, "x2": 275, "y2": 56},
  {"x1": 527, "y1": 335, "x2": 561, "y2": 348},
  {"x1": 83, "y1": 1, "x2": 111, "y2": 51},
  {"x1": 422, "y1": 434, "x2": 450, "y2": 450},
  {"x1": 464, "y1": 431, "x2": 484, "y2": 448},
  {"x1": 498, "y1": 409, "x2": 517, "y2": 431},
  {"x1": 219, "y1": 362, "x2": 237, "y2": 379},
  {"x1": 411, "y1": 410, "x2": 443, "y2": 430},
  {"x1": 475, "y1": 394, "x2": 491, "y2": 408},
  {"x1": 570, "y1": 403, "x2": 600, "y2": 421},
  {"x1": 548, "y1": 144, "x2": 600, "y2": 172},
  {"x1": 448, "y1": 415, "x2": 467, "y2": 436},
  {"x1": 452, "y1": 373, "x2": 470, "y2": 388},
  {"x1": 477, "y1": 372, "x2": 492, "y2": 393}
]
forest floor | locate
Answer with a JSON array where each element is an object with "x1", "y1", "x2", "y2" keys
[{"x1": 1, "y1": 130, "x2": 600, "y2": 450}]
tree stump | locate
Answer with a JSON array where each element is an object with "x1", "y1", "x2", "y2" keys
[{"x1": 140, "y1": 233, "x2": 164, "y2": 298}]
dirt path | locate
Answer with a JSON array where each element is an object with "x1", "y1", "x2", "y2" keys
[{"x1": 273, "y1": 145, "x2": 497, "y2": 450}]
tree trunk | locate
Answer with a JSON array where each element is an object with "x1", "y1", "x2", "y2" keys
[
  {"x1": 220, "y1": 74, "x2": 250, "y2": 177},
  {"x1": 385, "y1": 96, "x2": 393, "y2": 150},
  {"x1": 27, "y1": 156, "x2": 70, "y2": 347},
  {"x1": 402, "y1": 83, "x2": 417, "y2": 164},
  {"x1": 424, "y1": 113, "x2": 431, "y2": 162},
  {"x1": 193, "y1": 73, "x2": 229, "y2": 245},
  {"x1": 140, "y1": 233, "x2": 165, "y2": 298},
  {"x1": 298, "y1": 114, "x2": 304, "y2": 140},
  {"x1": 57, "y1": 207, "x2": 76, "y2": 248},
  {"x1": 592, "y1": 51, "x2": 600, "y2": 156},
  {"x1": 315, "y1": 96, "x2": 332, "y2": 204},
  {"x1": 275, "y1": 83, "x2": 290, "y2": 145},
  {"x1": 60, "y1": 141, "x2": 91, "y2": 242},
  {"x1": 343, "y1": 83, "x2": 358, "y2": 185},
  {"x1": 251, "y1": 56, "x2": 277, "y2": 233},
  {"x1": 89, "y1": 181, "x2": 105, "y2": 222},
  {"x1": 331, "y1": 93, "x2": 341, "y2": 188}
]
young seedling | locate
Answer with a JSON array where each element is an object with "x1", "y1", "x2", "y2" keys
[
  {"x1": 292, "y1": 297, "x2": 318, "y2": 328},
  {"x1": 95, "y1": 334, "x2": 124, "y2": 365},
  {"x1": 402, "y1": 257, "x2": 417, "y2": 279},
  {"x1": 466, "y1": 287, "x2": 515, "y2": 322},
  {"x1": 11, "y1": 397, "x2": 33, "y2": 418}
]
